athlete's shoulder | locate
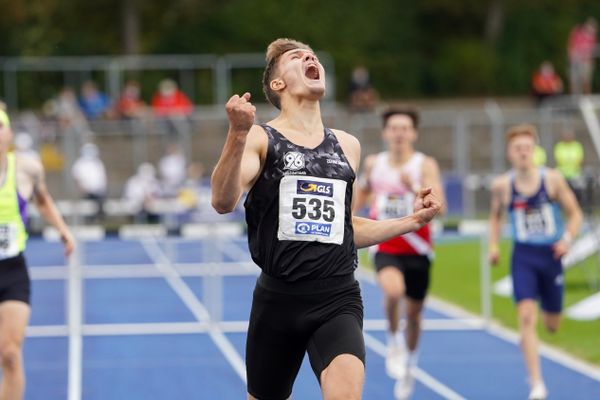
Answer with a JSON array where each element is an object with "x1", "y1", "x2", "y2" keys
[
  {"x1": 331, "y1": 128, "x2": 360, "y2": 154},
  {"x1": 330, "y1": 128, "x2": 359, "y2": 147},
  {"x1": 363, "y1": 153, "x2": 379, "y2": 168},
  {"x1": 422, "y1": 154, "x2": 440, "y2": 169},
  {"x1": 490, "y1": 173, "x2": 510, "y2": 192},
  {"x1": 15, "y1": 153, "x2": 43, "y2": 175},
  {"x1": 245, "y1": 124, "x2": 269, "y2": 149},
  {"x1": 543, "y1": 167, "x2": 563, "y2": 181}
]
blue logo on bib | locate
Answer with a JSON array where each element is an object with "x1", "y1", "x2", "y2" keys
[
  {"x1": 295, "y1": 222, "x2": 332, "y2": 237},
  {"x1": 297, "y1": 180, "x2": 333, "y2": 197}
]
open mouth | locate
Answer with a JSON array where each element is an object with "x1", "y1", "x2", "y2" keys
[{"x1": 305, "y1": 64, "x2": 320, "y2": 80}]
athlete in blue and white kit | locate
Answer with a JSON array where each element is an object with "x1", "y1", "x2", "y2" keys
[{"x1": 489, "y1": 124, "x2": 582, "y2": 400}]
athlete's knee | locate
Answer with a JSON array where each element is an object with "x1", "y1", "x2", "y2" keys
[
  {"x1": 406, "y1": 302, "x2": 424, "y2": 322},
  {"x1": 321, "y1": 355, "x2": 364, "y2": 400},
  {"x1": 385, "y1": 288, "x2": 404, "y2": 304},
  {"x1": 518, "y1": 312, "x2": 536, "y2": 329},
  {"x1": 323, "y1": 380, "x2": 362, "y2": 400},
  {"x1": 543, "y1": 314, "x2": 561, "y2": 333},
  {"x1": 0, "y1": 342, "x2": 23, "y2": 372}
]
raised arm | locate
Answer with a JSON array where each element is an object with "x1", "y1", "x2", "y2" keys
[
  {"x1": 422, "y1": 156, "x2": 447, "y2": 216},
  {"x1": 352, "y1": 187, "x2": 441, "y2": 248},
  {"x1": 28, "y1": 158, "x2": 75, "y2": 256},
  {"x1": 352, "y1": 154, "x2": 376, "y2": 214},
  {"x1": 488, "y1": 177, "x2": 507, "y2": 265},
  {"x1": 211, "y1": 93, "x2": 264, "y2": 213}
]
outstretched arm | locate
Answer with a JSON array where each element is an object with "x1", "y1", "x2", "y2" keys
[
  {"x1": 352, "y1": 187, "x2": 442, "y2": 248},
  {"x1": 29, "y1": 159, "x2": 75, "y2": 256},
  {"x1": 551, "y1": 170, "x2": 582, "y2": 259},
  {"x1": 211, "y1": 92, "x2": 263, "y2": 213}
]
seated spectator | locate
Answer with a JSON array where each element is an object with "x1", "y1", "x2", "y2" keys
[
  {"x1": 79, "y1": 81, "x2": 112, "y2": 120},
  {"x1": 123, "y1": 163, "x2": 161, "y2": 223},
  {"x1": 158, "y1": 142, "x2": 187, "y2": 197},
  {"x1": 531, "y1": 61, "x2": 563, "y2": 106},
  {"x1": 44, "y1": 87, "x2": 88, "y2": 130},
  {"x1": 71, "y1": 143, "x2": 107, "y2": 222},
  {"x1": 151, "y1": 79, "x2": 193, "y2": 118},
  {"x1": 348, "y1": 65, "x2": 379, "y2": 113},
  {"x1": 116, "y1": 80, "x2": 146, "y2": 119}
]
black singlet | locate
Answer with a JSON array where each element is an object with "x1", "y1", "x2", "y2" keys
[{"x1": 244, "y1": 124, "x2": 357, "y2": 281}]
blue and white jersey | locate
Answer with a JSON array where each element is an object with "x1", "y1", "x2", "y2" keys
[{"x1": 508, "y1": 168, "x2": 563, "y2": 245}]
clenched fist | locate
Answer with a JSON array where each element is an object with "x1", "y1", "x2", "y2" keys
[
  {"x1": 226, "y1": 92, "x2": 256, "y2": 133},
  {"x1": 412, "y1": 187, "x2": 442, "y2": 226}
]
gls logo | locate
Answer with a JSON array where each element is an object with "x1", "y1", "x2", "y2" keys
[
  {"x1": 283, "y1": 152, "x2": 305, "y2": 171},
  {"x1": 297, "y1": 180, "x2": 333, "y2": 197}
]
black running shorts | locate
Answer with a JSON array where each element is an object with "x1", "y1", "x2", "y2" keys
[
  {"x1": 246, "y1": 273, "x2": 365, "y2": 400},
  {"x1": 374, "y1": 252, "x2": 431, "y2": 301},
  {"x1": 0, "y1": 253, "x2": 31, "y2": 305}
]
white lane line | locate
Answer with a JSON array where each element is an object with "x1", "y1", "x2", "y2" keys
[
  {"x1": 363, "y1": 332, "x2": 466, "y2": 400},
  {"x1": 361, "y1": 266, "x2": 600, "y2": 384},
  {"x1": 27, "y1": 318, "x2": 485, "y2": 339},
  {"x1": 425, "y1": 296, "x2": 600, "y2": 382},
  {"x1": 28, "y1": 262, "x2": 259, "y2": 280},
  {"x1": 141, "y1": 239, "x2": 247, "y2": 383}
]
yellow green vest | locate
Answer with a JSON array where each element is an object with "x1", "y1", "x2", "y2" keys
[
  {"x1": 554, "y1": 141, "x2": 583, "y2": 179},
  {"x1": 0, "y1": 153, "x2": 27, "y2": 258},
  {"x1": 533, "y1": 146, "x2": 547, "y2": 167}
]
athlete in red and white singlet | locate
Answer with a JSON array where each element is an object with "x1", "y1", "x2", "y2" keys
[{"x1": 354, "y1": 108, "x2": 446, "y2": 399}]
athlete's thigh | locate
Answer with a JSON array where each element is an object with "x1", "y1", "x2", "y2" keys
[
  {"x1": 511, "y1": 251, "x2": 539, "y2": 303},
  {"x1": 375, "y1": 253, "x2": 405, "y2": 298},
  {"x1": 246, "y1": 286, "x2": 307, "y2": 400},
  {"x1": 307, "y1": 312, "x2": 365, "y2": 383},
  {"x1": 538, "y1": 259, "x2": 564, "y2": 314},
  {"x1": 0, "y1": 301, "x2": 30, "y2": 346},
  {"x1": 401, "y1": 255, "x2": 431, "y2": 301}
]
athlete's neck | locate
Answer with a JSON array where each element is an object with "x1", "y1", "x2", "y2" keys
[
  {"x1": 514, "y1": 165, "x2": 539, "y2": 182},
  {"x1": 388, "y1": 147, "x2": 414, "y2": 165},
  {"x1": 273, "y1": 101, "x2": 324, "y2": 135},
  {"x1": 0, "y1": 152, "x2": 7, "y2": 185}
]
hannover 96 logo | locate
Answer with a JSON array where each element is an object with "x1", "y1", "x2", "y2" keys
[{"x1": 283, "y1": 151, "x2": 305, "y2": 171}]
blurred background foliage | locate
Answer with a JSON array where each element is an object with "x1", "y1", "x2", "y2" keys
[{"x1": 0, "y1": 0, "x2": 599, "y2": 100}]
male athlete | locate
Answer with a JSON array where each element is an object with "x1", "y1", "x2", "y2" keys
[
  {"x1": 0, "y1": 109, "x2": 75, "y2": 400},
  {"x1": 353, "y1": 107, "x2": 446, "y2": 399},
  {"x1": 211, "y1": 38, "x2": 442, "y2": 400},
  {"x1": 488, "y1": 124, "x2": 581, "y2": 400}
]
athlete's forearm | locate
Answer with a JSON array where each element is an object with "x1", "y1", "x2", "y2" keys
[
  {"x1": 564, "y1": 207, "x2": 583, "y2": 241},
  {"x1": 352, "y1": 215, "x2": 422, "y2": 249},
  {"x1": 37, "y1": 195, "x2": 70, "y2": 237},
  {"x1": 211, "y1": 130, "x2": 247, "y2": 213},
  {"x1": 488, "y1": 215, "x2": 502, "y2": 249}
]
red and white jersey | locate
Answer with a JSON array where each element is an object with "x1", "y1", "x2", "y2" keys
[{"x1": 367, "y1": 151, "x2": 432, "y2": 256}]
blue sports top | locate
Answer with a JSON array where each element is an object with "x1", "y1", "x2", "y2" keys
[{"x1": 508, "y1": 168, "x2": 563, "y2": 245}]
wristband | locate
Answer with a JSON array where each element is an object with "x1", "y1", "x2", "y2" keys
[{"x1": 562, "y1": 232, "x2": 573, "y2": 245}]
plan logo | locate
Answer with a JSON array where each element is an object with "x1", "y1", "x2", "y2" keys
[{"x1": 295, "y1": 222, "x2": 332, "y2": 237}]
